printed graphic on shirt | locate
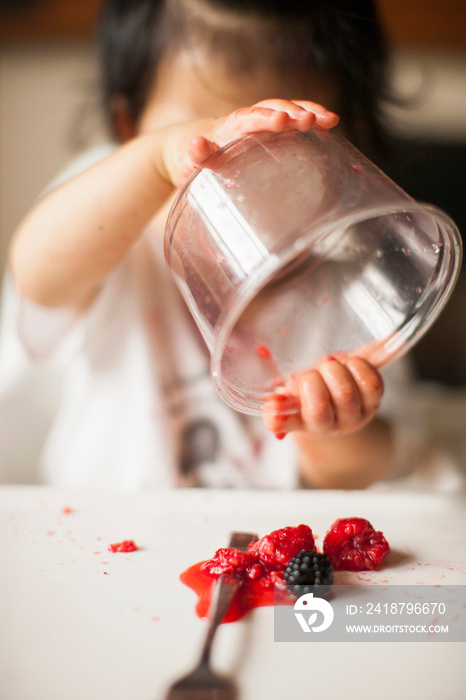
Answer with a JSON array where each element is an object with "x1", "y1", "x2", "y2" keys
[{"x1": 179, "y1": 417, "x2": 221, "y2": 486}]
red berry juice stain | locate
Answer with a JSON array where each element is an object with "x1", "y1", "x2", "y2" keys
[
  {"x1": 255, "y1": 344, "x2": 286, "y2": 397},
  {"x1": 180, "y1": 563, "x2": 292, "y2": 623},
  {"x1": 264, "y1": 392, "x2": 296, "y2": 438},
  {"x1": 252, "y1": 435, "x2": 265, "y2": 457},
  {"x1": 108, "y1": 540, "x2": 139, "y2": 553}
]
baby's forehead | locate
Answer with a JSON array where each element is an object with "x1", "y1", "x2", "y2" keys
[{"x1": 139, "y1": 46, "x2": 333, "y2": 135}]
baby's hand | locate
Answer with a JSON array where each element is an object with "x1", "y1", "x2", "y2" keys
[
  {"x1": 163, "y1": 99, "x2": 339, "y2": 188},
  {"x1": 263, "y1": 356, "x2": 384, "y2": 440}
]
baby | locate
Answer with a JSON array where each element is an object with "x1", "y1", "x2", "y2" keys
[{"x1": 2, "y1": 0, "x2": 409, "y2": 489}]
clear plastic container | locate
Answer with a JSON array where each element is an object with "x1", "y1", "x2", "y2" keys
[{"x1": 164, "y1": 129, "x2": 462, "y2": 415}]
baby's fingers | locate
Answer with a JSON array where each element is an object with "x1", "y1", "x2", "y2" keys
[
  {"x1": 317, "y1": 356, "x2": 383, "y2": 434},
  {"x1": 213, "y1": 101, "x2": 338, "y2": 147},
  {"x1": 187, "y1": 136, "x2": 220, "y2": 168},
  {"x1": 216, "y1": 105, "x2": 311, "y2": 145},
  {"x1": 262, "y1": 392, "x2": 301, "y2": 438},
  {"x1": 262, "y1": 370, "x2": 336, "y2": 439},
  {"x1": 254, "y1": 99, "x2": 339, "y2": 129},
  {"x1": 343, "y1": 357, "x2": 384, "y2": 416},
  {"x1": 298, "y1": 370, "x2": 335, "y2": 433}
]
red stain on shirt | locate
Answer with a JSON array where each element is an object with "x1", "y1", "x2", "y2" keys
[{"x1": 256, "y1": 344, "x2": 272, "y2": 360}]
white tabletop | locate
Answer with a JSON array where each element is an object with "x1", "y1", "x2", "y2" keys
[{"x1": 0, "y1": 485, "x2": 465, "y2": 700}]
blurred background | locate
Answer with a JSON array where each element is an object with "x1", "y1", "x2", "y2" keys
[{"x1": 1, "y1": 0, "x2": 466, "y2": 384}]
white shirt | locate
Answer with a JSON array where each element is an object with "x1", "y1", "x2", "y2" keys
[{"x1": 0, "y1": 145, "x2": 300, "y2": 489}]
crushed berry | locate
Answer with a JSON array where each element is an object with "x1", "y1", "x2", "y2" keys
[
  {"x1": 182, "y1": 525, "x2": 313, "y2": 622},
  {"x1": 323, "y1": 517, "x2": 390, "y2": 571},
  {"x1": 246, "y1": 524, "x2": 315, "y2": 567},
  {"x1": 108, "y1": 540, "x2": 139, "y2": 553},
  {"x1": 201, "y1": 547, "x2": 253, "y2": 576}
]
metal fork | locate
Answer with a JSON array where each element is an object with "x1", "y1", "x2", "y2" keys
[{"x1": 164, "y1": 531, "x2": 258, "y2": 700}]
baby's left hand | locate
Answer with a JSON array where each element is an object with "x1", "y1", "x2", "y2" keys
[{"x1": 263, "y1": 355, "x2": 384, "y2": 439}]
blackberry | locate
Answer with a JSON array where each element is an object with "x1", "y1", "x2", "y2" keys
[{"x1": 283, "y1": 549, "x2": 334, "y2": 597}]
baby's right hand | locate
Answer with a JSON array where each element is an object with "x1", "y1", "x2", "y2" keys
[
  {"x1": 262, "y1": 355, "x2": 384, "y2": 440},
  {"x1": 161, "y1": 99, "x2": 339, "y2": 188}
]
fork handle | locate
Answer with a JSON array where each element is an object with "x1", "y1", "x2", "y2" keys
[{"x1": 199, "y1": 574, "x2": 243, "y2": 666}]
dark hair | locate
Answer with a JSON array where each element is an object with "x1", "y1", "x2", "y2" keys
[{"x1": 96, "y1": 0, "x2": 390, "y2": 151}]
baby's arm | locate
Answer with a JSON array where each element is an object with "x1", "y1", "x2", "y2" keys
[
  {"x1": 263, "y1": 356, "x2": 392, "y2": 488},
  {"x1": 10, "y1": 100, "x2": 338, "y2": 309}
]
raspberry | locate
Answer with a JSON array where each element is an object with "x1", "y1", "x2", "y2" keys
[
  {"x1": 323, "y1": 517, "x2": 390, "y2": 571},
  {"x1": 200, "y1": 547, "x2": 252, "y2": 576},
  {"x1": 246, "y1": 524, "x2": 315, "y2": 568},
  {"x1": 283, "y1": 549, "x2": 334, "y2": 596}
]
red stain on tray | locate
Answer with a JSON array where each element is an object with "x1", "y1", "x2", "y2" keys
[
  {"x1": 180, "y1": 561, "x2": 291, "y2": 622},
  {"x1": 108, "y1": 540, "x2": 139, "y2": 553}
]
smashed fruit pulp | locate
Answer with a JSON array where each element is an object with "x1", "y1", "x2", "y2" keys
[
  {"x1": 180, "y1": 525, "x2": 315, "y2": 622},
  {"x1": 181, "y1": 519, "x2": 390, "y2": 622}
]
